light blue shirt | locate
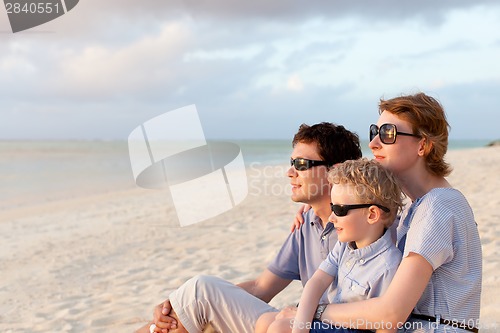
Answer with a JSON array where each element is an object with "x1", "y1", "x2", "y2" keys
[
  {"x1": 397, "y1": 188, "x2": 482, "y2": 333},
  {"x1": 320, "y1": 228, "x2": 402, "y2": 304},
  {"x1": 268, "y1": 209, "x2": 338, "y2": 303}
]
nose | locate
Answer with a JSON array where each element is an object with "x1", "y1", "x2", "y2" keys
[
  {"x1": 368, "y1": 134, "x2": 381, "y2": 150},
  {"x1": 287, "y1": 165, "x2": 297, "y2": 178},
  {"x1": 328, "y1": 210, "x2": 337, "y2": 223}
]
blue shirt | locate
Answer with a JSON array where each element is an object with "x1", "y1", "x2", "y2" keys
[
  {"x1": 268, "y1": 209, "x2": 337, "y2": 303},
  {"x1": 397, "y1": 188, "x2": 482, "y2": 332},
  {"x1": 320, "y1": 229, "x2": 402, "y2": 304}
]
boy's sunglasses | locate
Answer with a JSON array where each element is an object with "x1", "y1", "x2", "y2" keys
[
  {"x1": 330, "y1": 203, "x2": 390, "y2": 217},
  {"x1": 369, "y1": 123, "x2": 420, "y2": 145},
  {"x1": 290, "y1": 158, "x2": 328, "y2": 171}
]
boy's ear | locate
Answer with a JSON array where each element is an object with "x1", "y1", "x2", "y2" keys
[{"x1": 367, "y1": 205, "x2": 381, "y2": 225}]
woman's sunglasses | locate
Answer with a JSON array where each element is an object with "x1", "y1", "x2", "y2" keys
[
  {"x1": 369, "y1": 123, "x2": 420, "y2": 145},
  {"x1": 330, "y1": 203, "x2": 390, "y2": 217},
  {"x1": 290, "y1": 158, "x2": 328, "y2": 171}
]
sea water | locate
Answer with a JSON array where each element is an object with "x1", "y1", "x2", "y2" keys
[
  {"x1": 235, "y1": 139, "x2": 493, "y2": 165},
  {"x1": 0, "y1": 139, "x2": 493, "y2": 211}
]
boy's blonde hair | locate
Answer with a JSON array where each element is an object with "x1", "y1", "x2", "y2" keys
[{"x1": 328, "y1": 158, "x2": 404, "y2": 227}]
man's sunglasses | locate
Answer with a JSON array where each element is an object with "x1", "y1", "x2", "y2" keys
[
  {"x1": 369, "y1": 123, "x2": 420, "y2": 145},
  {"x1": 330, "y1": 203, "x2": 390, "y2": 217},
  {"x1": 290, "y1": 158, "x2": 329, "y2": 171}
]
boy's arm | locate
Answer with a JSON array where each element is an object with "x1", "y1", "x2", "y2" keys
[
  {"x1": 320, "y1": 254, "x2": 433, "y2": 329},
  {"x1": 292, "y1": 269, "x2": 333, "y2": 333}
]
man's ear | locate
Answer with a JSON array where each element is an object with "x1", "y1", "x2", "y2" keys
[{"x1": 367, "y1": 205, "x2": 381, "y2": 225}]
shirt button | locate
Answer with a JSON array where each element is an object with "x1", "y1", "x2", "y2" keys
[
  {"x1": 322, "y1": 235, "x2": 327, "y2": 240},
  {"x1": 346, "y1": 261, "x2": 351, "y2": 267},
  {"x1": 359, "y1": 259, "x2": 365, "y2": 264},
  {"x1": 351, "y1": 286, "x2": 355, "y2": 291}
]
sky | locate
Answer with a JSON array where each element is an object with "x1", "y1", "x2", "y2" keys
[{"x1": 1, "y1": 1, "x2": 499, "y2": 141}]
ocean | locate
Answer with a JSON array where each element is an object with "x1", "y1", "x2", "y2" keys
[
  {"x1": 0, "y1": 139, "x2": 493, "y2": 211},
  {"x1": 235, "y1": 139, "x2": 494, "y2": 165}
]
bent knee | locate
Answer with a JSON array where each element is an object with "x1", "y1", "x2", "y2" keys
[
  {"x1": 267, "y1": 318, "x2": 294, "y2": 333},
  {"x1": 187, "y1": 274, "x2": 231, "y2": 293},
  {"x1": 184, "y1": 274, "x2": 221, "y2": 290},
  {"x1": 255, "y1": 312, "x2": 278, "y2": 333}
]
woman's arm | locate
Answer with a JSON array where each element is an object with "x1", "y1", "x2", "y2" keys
[
  {"x1": 320, "y1": 253, "x2": 433, "y2": 330},
  {"x1": 292, "y1": 269, "x2": 334, "y2": 333}
]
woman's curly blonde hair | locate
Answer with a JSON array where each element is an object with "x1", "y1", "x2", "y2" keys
[{"x1": 328, "y1": 158, "x2": 405, "y2": 227}]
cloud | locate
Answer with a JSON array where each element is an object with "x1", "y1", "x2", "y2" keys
[
  {"x1": 286, "y1": 74, "x2": 304, "y2": 92},
  {"x1": 4, "y1": 0, "x2": 499, "y2": 40},
  {"x1": 437, "y1": 79, "x2": 500, "y2": 139},
  {"x1": 86, "y1": 0, "x2": 500, "y2": 23},
  {"x1": 56, "y1": 22, "x2": 191, "y2": 99},
  {"x1": 0, "y1": 1, "x2": 499, "y2": 140}
]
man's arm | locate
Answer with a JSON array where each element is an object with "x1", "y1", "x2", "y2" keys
[{"x1": 237, "y1": 268, "x2": 292, "y2": 303}]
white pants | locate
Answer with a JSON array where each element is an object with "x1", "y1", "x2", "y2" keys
[{"x1": 169, "y1": 275, "x2": 278, "y2": 333}]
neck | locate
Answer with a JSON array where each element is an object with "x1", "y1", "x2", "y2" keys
[
  {"x1": 398, "y1": 169, "x2": 451, "y2": 201},
  {"x1": 310, "y1": 200, "x2": 331, "y2": 228},
  {"x1": 354, "y1": 226, "x2": 385, "y2": 249}
]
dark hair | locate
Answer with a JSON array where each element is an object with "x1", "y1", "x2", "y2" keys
[
  {"x1": 379, "y1": 92, "x2": 452, "y2": 177},
  {"x1": 292, "y1": 122, "x2": 362, "y2": 166}
]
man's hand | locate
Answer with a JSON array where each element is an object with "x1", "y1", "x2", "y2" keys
[
  {"x1": 152, "y1": 300, "x2": 178, "y2": 332},
  {"x1": 275, "y1": 306, "x2": 298, "y2": 320}
]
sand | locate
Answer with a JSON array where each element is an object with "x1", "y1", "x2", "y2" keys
[{"x1": 0, "y1": 146, "x2": 499, "y2": 333}]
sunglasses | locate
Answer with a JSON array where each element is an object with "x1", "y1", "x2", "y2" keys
[
  {"x1": 369, "y1": 123, "x2": 420, "y2": 144},
  {"x1": 290, "y1": 158, "x2": 328, "y2": 171},
  {"x1": 330, "y1": 203, "x2": 390, "y2": 217}
]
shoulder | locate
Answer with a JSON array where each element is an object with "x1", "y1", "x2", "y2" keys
[
  {"x1": 420, "y1": 188, "x2": 469, "y2": 209},
  {"x1": 303, "y1": 209, "x2": 319, "y2": 223},
  {"x1": 296, "y1": 209, "x2": 320, "y2": 234},
  {"x1": 385, "y1": 244, "x2": 403, "y2": 268},
  {"x1": 377, "y1": 236, "x2": 403, "y2": 270},
  {"x1": 412, "y1": 188, "x2": 473, "y2": 226},
  {"x1": 366, "y1": 234, "x2": 402, "y2": 280}
]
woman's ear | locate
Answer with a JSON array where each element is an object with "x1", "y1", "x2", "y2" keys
[{"x1": 419, "y1": 137, "x2": 433, "y2": 157}]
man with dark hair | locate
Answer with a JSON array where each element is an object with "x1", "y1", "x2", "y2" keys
[
  {"x1": 138, "y1": 122, "x2": 362, "y2": 333},
  {"x1": 292, "y1": 122, "x2": 362, "y2": 168}
]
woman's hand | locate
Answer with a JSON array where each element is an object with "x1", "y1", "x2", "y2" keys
[{"x1": 290, "y1": 204, "x2": 311, "y2": 232}]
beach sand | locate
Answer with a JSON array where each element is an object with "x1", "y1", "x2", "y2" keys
[{"x1": 0, "y1": 146, "x2": 499, "y2": 332}]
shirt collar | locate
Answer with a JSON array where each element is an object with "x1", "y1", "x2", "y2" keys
[
  {"x1": 346, "y1": 229, "x2": 394, "y2": 263},
  {"x1": 309, "y1": 210, "x2": 334, "y2": 233}
]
